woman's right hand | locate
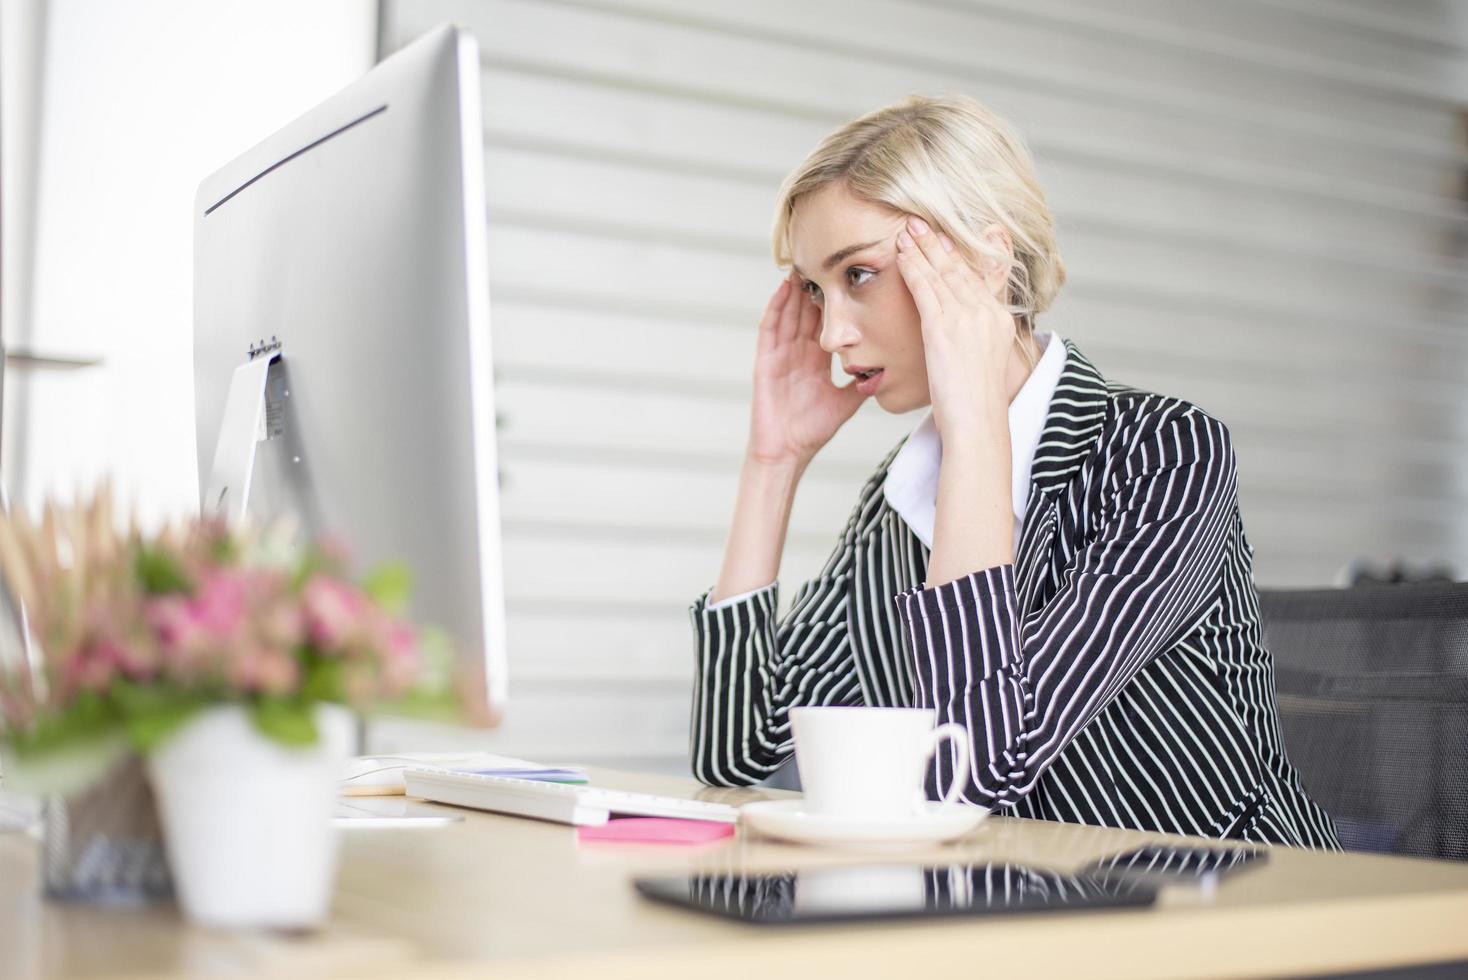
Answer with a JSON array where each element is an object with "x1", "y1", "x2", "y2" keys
[{"x1": 745, "y1": 271, "x2": 869, "y2": 468}]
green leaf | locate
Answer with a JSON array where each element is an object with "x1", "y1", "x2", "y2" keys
[
  {"x1": 125, "y1": 700, "x2": 202, "y2": 752},
  {"x1": 134, "y1": 546, "x2": 191, "y2": 595},
  {"x1": 299, "y1": 654, "x2": 345, "y2": 704},
  {"x1": 0, "y1": 733, "x2": 130, "y2": 796},
  {"x1": 362, "y1": 562, "x2": 414, "y2": 616},
  {"x1": 1, "y1": 692, "x2": 132, "y2": 794},
  {"x1": 112, "y1": 682, "x2": 205, "y2": 751},
  {"x1": 209, "y1": 532, "x2": 239, "y2": 564},
  {"x1": 9, "y1": 690, "x2": 121, "y2": 755},
  {"x1": 249, "y1": 698, "x2": 319, "y2": 747}
]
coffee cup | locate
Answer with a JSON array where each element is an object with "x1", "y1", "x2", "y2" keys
[{"x1": 789, "y1": 706, "x2": 970, "y2": 819}]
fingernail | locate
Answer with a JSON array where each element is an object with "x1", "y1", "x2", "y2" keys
[
  {"x1": 939, "y1": 234, "x2": 954, "y2": 252},
  {"x1": 898, "y1": 231, "x2": 914, "y2": 248},
  {"x1": 908, "y1": 217, "x2": 929, "y2": 235}
]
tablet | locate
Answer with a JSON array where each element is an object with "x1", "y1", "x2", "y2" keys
[{"x1": 634, "y1": 861, "x2": 1156, "y2": 926}]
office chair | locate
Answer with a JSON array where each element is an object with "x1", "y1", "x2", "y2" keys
[{"x1": 1259, "y1": 583, "x2": 1468, "y2": 861}]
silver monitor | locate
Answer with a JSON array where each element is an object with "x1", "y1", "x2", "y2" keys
[{"x1": 191, "y1": 25, "x2": 507, "y2": 722}]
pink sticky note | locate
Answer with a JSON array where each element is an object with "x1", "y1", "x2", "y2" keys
[{"x1": 577, "y1": 817, "x2": 736, "y2": 845}]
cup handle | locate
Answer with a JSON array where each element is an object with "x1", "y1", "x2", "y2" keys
[{"x1": 922, "y1": 722, "x2": 971, "y2": 809}]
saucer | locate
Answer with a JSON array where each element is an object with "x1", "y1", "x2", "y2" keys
[{"x1": 740, "y1": 799, "x2": 989, "y2": 847}]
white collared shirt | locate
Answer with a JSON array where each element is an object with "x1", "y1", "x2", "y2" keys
[
  {"x1": 883, "y1": 329, "x2": 1066, "y2": 555},
  {"x1": 707, "y1": 331, "x2": 1066, "y2": 609}
]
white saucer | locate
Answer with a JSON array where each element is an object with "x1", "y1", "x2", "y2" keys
[{"x1": 740, "y1": 799, "x2": 989, "y2": 847}]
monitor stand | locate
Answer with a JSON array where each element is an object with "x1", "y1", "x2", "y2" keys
[{"x1": 204, "y1": 340, "x2": 280, "y2": 524}]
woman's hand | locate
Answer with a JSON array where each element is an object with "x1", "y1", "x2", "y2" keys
[
  {"x1": 894, "y1": 216, "x2": 1015, "y2": 442},
  {"x1": 896, "y1": 215, "x2": 1019, "y2": 581},
  {"x1": 745, "y1": 271, "x2": 869, "y2": 468}
]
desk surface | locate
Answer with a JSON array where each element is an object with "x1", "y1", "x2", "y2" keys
[{"x1": 4, "y1": 767, "x2": 1468, "y2": 980}]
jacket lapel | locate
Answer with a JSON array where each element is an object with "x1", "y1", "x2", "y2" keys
[{"x1": 1014, "y1": 340, "x2": 1110, "y2": 614}]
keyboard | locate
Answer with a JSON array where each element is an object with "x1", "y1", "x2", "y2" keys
[{"x1": 403, "y1": 768, "x2": 742, "y2": 827}]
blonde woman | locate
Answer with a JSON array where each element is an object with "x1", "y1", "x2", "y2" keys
[{"x1": 689, "y1": 95, "x2": 1339, "y2": 848}]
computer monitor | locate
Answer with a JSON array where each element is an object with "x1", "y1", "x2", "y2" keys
[{"x1": 191, "y1": 25, "x2": 507, "y2": 723}]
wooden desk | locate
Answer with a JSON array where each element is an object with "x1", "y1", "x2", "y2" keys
[{"x1": 4, "y1": 767, "x2": 1468, "y2": 979}]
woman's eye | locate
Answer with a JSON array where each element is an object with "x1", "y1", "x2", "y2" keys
[{"x1": 802, "y1": 268, "x2": 872, "y2": 302}]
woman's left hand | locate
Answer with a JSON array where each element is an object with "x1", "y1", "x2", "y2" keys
[{"x1": 895, "y1": 216, "x2": 1016, "y2": 441}]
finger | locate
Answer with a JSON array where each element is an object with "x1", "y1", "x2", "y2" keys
[
  {"x1": 759, "y1": 275, "x2": 792, "y2": 333},
  {"x1": 947, "y1": 252, "x2": 1009, "y2": 319},
  {"x1": 895, "y1": 231, "x2": 946, "y2": 319},
  {"x1": 899, "y1": 224, "x2": 962, "y2": 313},
  {"x1": 905, "y1": 216, "x2": 956, "y2": 279},
  {"x1": 921, "y1": 236, "x2": 1014, "y2": 346},
  {"x1": 938, "y1": 230, "x2": 1011, "y2": 310},
  {"x1": 935, "y1": 239, "x2": 989, "y2": 308},
  {"x1": 797, "y1": 283, "x2": 822, "y2": 341},
  {"x1": 776, "y1": 270, "x2": 805, "y2": 341},
  {"x1": 913, "y1": 218, "x2": 991, "y2": 313}
]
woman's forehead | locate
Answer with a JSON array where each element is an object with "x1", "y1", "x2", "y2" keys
[{"x1": 789, "y1": 184, "x2": 901, "y2": 272}]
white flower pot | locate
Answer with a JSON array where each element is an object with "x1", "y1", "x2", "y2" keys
[{"x1": 146, "y1": 702, "x2": 353, "y2": 929}]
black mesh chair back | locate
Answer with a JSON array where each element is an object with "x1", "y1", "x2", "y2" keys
[{"x1": 1259, "y1": 584, "x2": 1468, "y2": 861}]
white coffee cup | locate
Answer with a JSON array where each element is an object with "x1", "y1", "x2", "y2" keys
[{"x1": 789, "y1": 706, "x2": 970, "y2": 819}]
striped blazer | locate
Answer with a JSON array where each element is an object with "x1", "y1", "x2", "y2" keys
[{"x1": 689, "y1": 339, "x2": 1340, "y2": 849}]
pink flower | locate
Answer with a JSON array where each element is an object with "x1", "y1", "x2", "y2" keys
[
  {"x1": 97, "y1": 635, "x2": 154, "y2": 680},
  {"x1": 224, "y1": 643, "x2": 258, "y2": 691},
  {"x1": 380, "y1": 620, "x2": 421, "y2": 695},
  {"x1": 385, "y1": 620, "x2": 418, "y2": 662},
  {"x1": 302, "y1": 575, "x2": 368, "y2": 651},
  {"x1": 148, "y1": 595, "x2": 210, "y2": 674},
  {"x1": 115, "y1": 640, "x2": 159, "y2": 678},
  {"x1": 257, "y1": 601, "x2": 306, "y2": 652},
  {"x1": 190, "y1": 571, "x2": 249, "y2": 638},
  {"x1": 62, "y1": 643, "x2": 117, "y2": 694},
  {"x1": 148, "y1": 596, "x2": 190, "y2": 648},
  {"x1": 82, "y1": 597, "x2": 160, "y2": 680},
  {"x1": 225, "y1": 642, "x2": 296, "y2": 695},
  {"x1": 254, "y1": 649, "x2": 299, "y2": 696}
]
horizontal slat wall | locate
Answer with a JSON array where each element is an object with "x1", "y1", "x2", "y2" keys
[{"x1": 376, "y1": 0, "x2": 1468, "y2": 772}]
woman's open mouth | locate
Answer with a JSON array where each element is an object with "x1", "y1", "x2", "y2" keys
[{"x1": 854, "y1": 368, "x2": 885, "y2": 395}]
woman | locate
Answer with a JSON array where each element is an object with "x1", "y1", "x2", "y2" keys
[{"x1": 688, "y1": 94, "x2": 1339, "y2": 848}]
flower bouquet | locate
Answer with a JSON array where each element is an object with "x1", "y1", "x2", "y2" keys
[{"x1": 0, "y1": 486, "x2": 464, "y2": 927}]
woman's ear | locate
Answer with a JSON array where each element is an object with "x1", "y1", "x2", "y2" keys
[{"x1": 977, "y1": 222, "x2": 1014, "y2": 302}]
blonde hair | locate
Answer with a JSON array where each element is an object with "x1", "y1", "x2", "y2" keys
[{"x1": 771, "y1": 94, "x2": 1065, "y2": 362}]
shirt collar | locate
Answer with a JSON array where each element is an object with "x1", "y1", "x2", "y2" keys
[{"x1": 882, "y1": 330, "x2": 1067, "y2": 549}]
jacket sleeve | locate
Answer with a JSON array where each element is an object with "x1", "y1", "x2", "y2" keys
[
  {"x1": 688, "y1": 476, "x2": 882, "y2": 787},
  {"x1": 895, "y1": 408, "x2": 1238, "y2": 808}
]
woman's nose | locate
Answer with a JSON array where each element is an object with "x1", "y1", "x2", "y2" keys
[{"x1": 818, "y1": 309, "x2": 860, "y2": 354}]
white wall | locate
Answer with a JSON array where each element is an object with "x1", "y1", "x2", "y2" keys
[
  {"x1": 2, "y1": 0, "x2": 378, "y2": 527},
  {"x1": 375, "y1": 0, "x2": 1468, "y2": 775}
]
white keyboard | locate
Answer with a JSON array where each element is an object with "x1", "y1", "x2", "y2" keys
[{"x1": 403, "y1": 768, "x2": 742, "y2": 827}]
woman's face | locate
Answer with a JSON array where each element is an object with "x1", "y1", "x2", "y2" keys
[{"x1": 788, "y1": 181, "x2": 930, "y2": 414}]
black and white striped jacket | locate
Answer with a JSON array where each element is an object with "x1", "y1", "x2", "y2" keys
[{"x1": 689, "y1": 339, "x2": 1340, "y2": 848}]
